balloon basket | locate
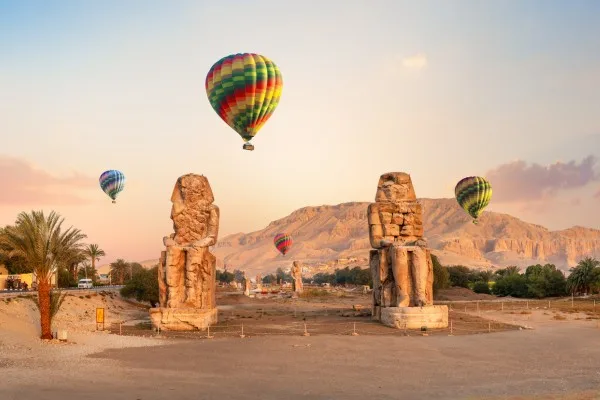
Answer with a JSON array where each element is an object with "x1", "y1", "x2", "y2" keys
[
  {"x1": 112, "y1": 200, "x2": 116, "y2": 204},
  {"x1": 242, "y1": 143, "x2": 254, "y2": 151}
]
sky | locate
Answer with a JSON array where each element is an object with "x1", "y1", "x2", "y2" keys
[{"x1": 1, "y1": 0, "x2": 599, "y2": 265}]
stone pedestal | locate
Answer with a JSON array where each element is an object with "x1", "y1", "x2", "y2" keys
[
  {"x1": 150, "y1": 307, "x2": 218, "y2": 331},
  {"x1": 380, "y1": 305, "x2": 448, "y2": 330}
]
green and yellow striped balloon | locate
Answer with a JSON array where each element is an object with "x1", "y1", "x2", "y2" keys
[
  {"x1": 454, "y1": 176, "x2": 492, "y2": 224},
  {"x1": 205, "y1": 53, "x2": 283, "y2": 150}
]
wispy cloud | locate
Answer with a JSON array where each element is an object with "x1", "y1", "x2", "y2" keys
[
  {"x1": 485, "y1": 155, "x2": 600, "y2": 202},
  {"x1": 402, "y1": 53, "x2": 428, "y2": 70},
  {"x1": 0, "y1": 156, "x2": 96, "y2": 205}
]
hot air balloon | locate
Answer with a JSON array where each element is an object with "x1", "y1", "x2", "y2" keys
[
  {"x1": 273, "y1": 233, "x2": 293, "y2": 256},
  {"x1": 454, "y1": 176, "x2": 492, "y2": 224},
  {"x1": 205, "y1": 52, "x2": 283, "y2": 151},
  {"x1": 99, "y1": 170, "x2": 125, "y2": 204}
]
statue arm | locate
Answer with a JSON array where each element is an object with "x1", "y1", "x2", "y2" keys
[{"x1": 191, "y1": 205, "x2": 219, "y2": 248}]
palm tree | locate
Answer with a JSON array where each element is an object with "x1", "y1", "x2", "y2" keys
[
  {"x1": 84, "y1": 244, "x2": 105, "y2": 280},
  {"x1": 110, "y1": 259, "x2": 129, "y2": 285},
  {"x1": 567, "y1": 257, "x2": 600, "y2": 295},
  {"x1": 0, "y1": 211, "x2": 86, "y2": 339}
]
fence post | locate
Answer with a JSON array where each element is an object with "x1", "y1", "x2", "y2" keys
[
  {"x1": 302, "y1": 323, "x2": 310, "y2": 336},
  {"x1": 464, "y1": 305, "x2": 467, "y2": 313},
  {"x1": 572, "y1": 293, "x2": 574, "y2": 308},
  {"x1": 548, "y1": 300, "x2": 551, "y2": 309},
  {"x1": 594, "y1": 300, "x2": 596, "y2": 312},
  {"x1": 450, "y1": 319, "x2": 453, "y2": 336},
  {"x1": 351, "y1": 322, "x2": 359, "y2": 336},
  {"x1": 526, "y1": 301, "x2": 529, "y2": 309},
  {"x1": 119, "y1": 321, "x2": 122, "y2": 336},
  {"x1": 240, "y1": 323, "x2": 245, "y2": 338},
  {"x1": 501, "y1": 302, "x2": 504, "y2": 311},
  {"x1": 477, "y1": 301, "x2": 480, "y2": 315},
  {"x1": 488, "y1": 321, "x2": 491, "y2": 333},
  {"x1": 207, "y1": 325, "x2": 214, "y2": 339}
]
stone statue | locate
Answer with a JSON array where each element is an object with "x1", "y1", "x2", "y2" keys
[
  {"x1": 368, "y1": 172, "x2": 447, "y2": 329},
  {"x1": 291, "y1": 261, "x2": 304, "y2": 294},
  {"x1": 256, "y1": 274, "x2": 262, "y2": 290},
  {"x1": 243, "y1": 273, "x2": 251, "y2": 296},
  {"x1": 150, "y1": 174, "x2": 219, "y2": 331}
]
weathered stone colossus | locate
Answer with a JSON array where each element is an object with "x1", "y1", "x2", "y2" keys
[
  {"x1": 368, "y1": 172, "x2": 447, "y2": 329},
  {"x1": 291, "y1": 261, "x2": 304, "y2": 294},
  {"x1": 150, "y1": 174, "x2": 219, "y2": 331}
]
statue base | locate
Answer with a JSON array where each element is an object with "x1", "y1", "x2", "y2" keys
[
  {"x1": 149, "y1": 307, "x2": 218, "y2": 331},
  {"x1": 379, "y1": 305, "x2": 448, "y2": 330}
]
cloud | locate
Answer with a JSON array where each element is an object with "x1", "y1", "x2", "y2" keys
[
  {"x1": 402, "y1": 53, "x2": 428, "y2": 70},
  {"x1": 485, "y1": 155, "x2": 600, "y2": 202},
  {"x1": 0, "y1": 156, "x2": 96, "y2": 205}
]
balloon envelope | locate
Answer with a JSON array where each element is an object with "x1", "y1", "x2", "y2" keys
[
  {"x1": 205, "y1": 53, "x2": 283, "y2": 149},
  {"x1": 454, "y1": 176, "x2": 492, "y2": 224},
  {"x1": 99, "y1": 170, "x2": 125, "y2": 203},
  {"x1": 273, "y1": 233, "x2": 293, "y2": 255}
]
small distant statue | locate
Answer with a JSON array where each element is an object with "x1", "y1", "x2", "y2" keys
[
  {"x1": 256, "y1": 274, "x2": 262, "y2": 290},
  {"x1": 291, "y1": 261, "x2": 304, "y2": 294},
  {"x1": 243, "y1": 273, "x2": 251, "y2": 296},
  {"x1": 151, "y1": 174, "x2": 219, "y2": 330}
]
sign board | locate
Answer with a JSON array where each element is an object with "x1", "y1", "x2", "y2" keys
[{"x1": 96, "y1": 307, "x2": 105, "y2": 330}]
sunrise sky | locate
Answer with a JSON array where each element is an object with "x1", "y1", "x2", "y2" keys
[{"x1": 1, "y1": 0, "x2": 599, "y2": 265}]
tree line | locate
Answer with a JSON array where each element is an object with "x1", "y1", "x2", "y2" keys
[{"x1": 433, "y1": 256, "x2": 600, "y2": 298}]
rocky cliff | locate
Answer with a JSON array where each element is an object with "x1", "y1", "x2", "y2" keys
[{"x1": 212, "y1": 199, "x2": 600, "y2": 275}]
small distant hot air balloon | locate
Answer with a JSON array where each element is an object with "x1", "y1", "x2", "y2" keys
[
  {"x1": 99, "y1": 170, "x2": 125, "y2": 204},
  {"x1": 205, "y1": 52, "x2": 283, "y2": 151},
  {"x1": 273, "y1": 233, "x2": 293, "y2": 256},
  {"x1": 454, "y1": 176, "x2": 492, "y2": 224}
]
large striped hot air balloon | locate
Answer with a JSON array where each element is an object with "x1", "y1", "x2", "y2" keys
[
  {"x1": 99, "y1": 170, "x2": 125, "y2": 204},
  {"x1": 454, "y1": 176, "x2": 492, "y2": 224},
  {"x1": 205, "y1": 53, "x2": 283, "y2": 151},
  {"x1": 273, "y1": 233, "x2": 293, "y2": 256}
]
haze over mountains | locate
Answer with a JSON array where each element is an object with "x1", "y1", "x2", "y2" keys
[{"x1": 99, "y1": 199, "x2": 600, "y2": 276}]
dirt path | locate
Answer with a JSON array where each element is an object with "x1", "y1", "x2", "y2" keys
[{"x1": 2, "y1": 321, "x2": 600, "y2": 399}]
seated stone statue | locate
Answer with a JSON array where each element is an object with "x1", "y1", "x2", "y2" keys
[
  {"x1": 368, "y1": 172, "x2": 433, "y2": 313},
  {"x1": 291, "y1": 261, "x2": 304, "y2": 293},
  {"x1": 159, "y1": 174, "x2": 219, "y2": 310}
]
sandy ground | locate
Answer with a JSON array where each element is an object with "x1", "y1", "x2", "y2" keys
[{"x1": 1, "y1": 289, "x2": 600, "y2": 399}]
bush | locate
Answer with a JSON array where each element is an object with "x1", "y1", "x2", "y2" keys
[
  {"x1": 492, "y1": 273, "x2": 528, "y2": 297},
  {"x1": 447, "y1": 266, "x2": 471, "y2": 288},
  {"x1": 120, "y1": 266, "x2": 158, "y2": 307},
  {"x1": 472, "y1": 281, "x2": 491, "y2": 294},
  {"x1": 432, "y1": 254, "x2": 450, "y2": 294}
]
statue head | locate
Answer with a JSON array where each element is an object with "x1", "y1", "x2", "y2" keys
[
  {"x1": 375, "y1": 172, "x2": 416, "y2": 203},
  {"x1": 170, "y1": 174, "x2": 215, "y2": 244}
]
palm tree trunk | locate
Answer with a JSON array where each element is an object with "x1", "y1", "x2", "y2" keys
[{"x1": 38, "y1": 278, "x2": 53, "y2": 339}]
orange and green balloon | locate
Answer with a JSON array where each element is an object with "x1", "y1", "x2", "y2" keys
[
  {"x1": 455, "y1": 176, "x2": 492, "y2": 224},
  {"x1": 205, "y1": 53, "x2": 283, "y2": 151}
]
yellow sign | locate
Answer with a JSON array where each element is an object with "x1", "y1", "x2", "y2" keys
[{"x1": 96, "y1": 308, "x2": 104, "y2": 324}]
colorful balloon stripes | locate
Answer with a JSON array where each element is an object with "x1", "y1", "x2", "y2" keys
[
  {"x1": 99, "y1": 170, "x2": 126, "y2": 204},
  {"x1": 206, "y1": 53, "x2": 283, "y2": 149},
  {"x1": 273, "y1": 233, "x2": 293, "y2": 255},
  {"x1": 455, "y1": 176, "x2": 492, "y2": 224}
]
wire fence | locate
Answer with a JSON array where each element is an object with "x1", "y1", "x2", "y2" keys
[{"x1": 109, "y1": 303, "x2": 557, "y2": 340}]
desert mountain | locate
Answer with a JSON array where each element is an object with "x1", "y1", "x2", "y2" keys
[
  {"x1": 211, "y1": 199, "x2": 600, "y2": 276},
  {"x1": 98, "y1": 199, "x2": 600, "y2": 276}
]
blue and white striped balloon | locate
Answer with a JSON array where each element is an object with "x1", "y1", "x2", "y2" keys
[{"x1": 99, "y1": 170, "x2": 125, "y2": 203}]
